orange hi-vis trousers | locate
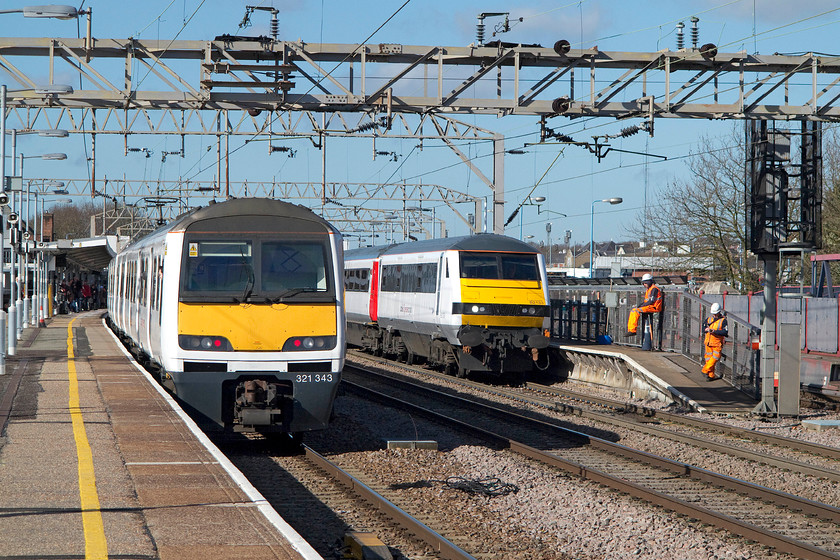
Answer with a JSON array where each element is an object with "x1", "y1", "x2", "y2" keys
[
  {"x1": 702, "y1": 317, "x2": 726, "y2": 378},
  {"x1": 702, "y1": 341, "x2": 723, "y2": 377},
  {"x1": 627, "y1": 284, "x2": 663, "y2": 334},
  {"x1": 627, "y1": 304, "x2": 660, "y2": 334}
]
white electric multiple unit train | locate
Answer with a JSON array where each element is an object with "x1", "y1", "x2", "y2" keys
[
  {"x1": 107, "y1": 198, "x2": 345, "y2": 438},
  {"x1": 344, "y1": 234, "x2": 551, "y2": 380}
]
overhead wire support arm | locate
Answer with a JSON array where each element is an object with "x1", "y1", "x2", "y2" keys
[{"x1": 8, "y1": 37, "x2": 840, "y2": 119}]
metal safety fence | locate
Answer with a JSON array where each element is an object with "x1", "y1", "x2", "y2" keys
[
  {"x1": 549, "y1": 299, "x2": 608, "y2": 343},
  {"x1": 549, "y1": 289, "x2": 761, "y2": 399}
]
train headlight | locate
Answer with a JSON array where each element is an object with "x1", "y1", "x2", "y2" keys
[
  {"x1": 453, "y1": 302, "x2": 492, "y2": 315},
  {"x1": 178, "y1": 335, "x2": 233, "y2": 351},
  {"x1": 521, "y1": 307, "x2": 537, "y2": 315},
  {"x1": 282, "y1": 335, "x2": 336, "y2": 351}
]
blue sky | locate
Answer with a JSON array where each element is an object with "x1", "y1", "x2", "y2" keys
[{"x1": 5, "y1": 0, "x2": 840, "y2": 246}]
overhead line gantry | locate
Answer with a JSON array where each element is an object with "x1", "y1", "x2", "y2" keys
[{"x1": 4, "y1": 36, "x2": 840, "y2": 233}]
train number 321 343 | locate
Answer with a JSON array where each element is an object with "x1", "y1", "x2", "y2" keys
[{"x1": 295, "y1": 374, "x2": 334, "y2": 383}]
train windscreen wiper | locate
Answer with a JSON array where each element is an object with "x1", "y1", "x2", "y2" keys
[{"x1": 268, "y1": 287, "x2": 320, "y2": 303}]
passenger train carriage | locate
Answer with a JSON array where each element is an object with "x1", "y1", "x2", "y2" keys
[
  {"x1": 107, "y1": 198, "x2": 345, "y2": 438},
  {"x1": 344, "y1": 234, "x2": 551, "y2": 379}
]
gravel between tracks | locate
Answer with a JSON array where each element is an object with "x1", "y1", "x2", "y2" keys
[{"x1": 315, "y1": 356, "x2": 815, "y2": 559}]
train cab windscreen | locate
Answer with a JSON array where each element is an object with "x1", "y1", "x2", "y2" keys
[
  {"x1": 180, "y1": 237, "x2": 333, "y2": 302},
  {"x1": 459, "y1": 251, "x2": 540, "y2": 281}
]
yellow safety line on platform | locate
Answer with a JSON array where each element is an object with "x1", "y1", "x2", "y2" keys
[{"x1": 67, "y1": 318, "x2": 108, "y2": 559}]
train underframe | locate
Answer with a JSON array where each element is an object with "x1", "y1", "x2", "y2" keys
[
  {"x1": 108, "y1": 320, "x2": 331, "y2": 439},
  {"x1": 347, "y1": 321, "x2": 551, "y2": 381}
]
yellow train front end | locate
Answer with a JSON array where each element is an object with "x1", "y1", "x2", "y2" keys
[
  {"x1": 451, "y1": 247, "x2": 551, "y2": 378},
  {"x1": 157, "y1": 199, "x2": 345, "y2": 437},
  {"x1": 458, "y1": 277, "x2": 549, "y2": 329}
]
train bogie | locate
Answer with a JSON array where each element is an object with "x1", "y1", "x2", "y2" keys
[
  {"x1": 345, "y1": 234, "x2": 551, "y2": 381},
  {"x1": 108, "y1": 198, "x2": 345, "y2": 436}
]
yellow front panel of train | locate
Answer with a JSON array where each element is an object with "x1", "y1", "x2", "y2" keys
[
  {"x1": 178, "y1": 302, "x2": 337, "y2": 350},
  {"x1": 459, "y1": 278, "x2": 546, "y2": 328}
]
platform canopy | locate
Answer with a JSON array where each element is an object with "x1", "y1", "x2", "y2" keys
[{"x1": 38, "y1": 236, "x2": 119, "y2": 272}]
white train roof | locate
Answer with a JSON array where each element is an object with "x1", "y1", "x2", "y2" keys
[
  {"x1": 345, "y1": 234, "x2": 540, "y2": 261},
  {"x1": 118, "y1": 197, "x2": 341, "y2": 254}
]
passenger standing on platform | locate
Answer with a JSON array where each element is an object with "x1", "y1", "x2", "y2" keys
[
  {"x1": 81, "y1": 281, "x2": 92, "y2": 311},
  {"x1": 624, "y1": 273, "x2": 663, "y2": 337},
  {"x1": 71, "y1": 276, "x2": 82, "y2": 312},
  {"x1": 702, "y1": 302, "x2": 728, "y2": 381}
]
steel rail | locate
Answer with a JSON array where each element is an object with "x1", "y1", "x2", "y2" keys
[
  {"x1": 301, "y1": 445, "x2": 476, "y2": 560},
  {"x1": 528, "y1": 381, "x2": 840, "y2": 460},
  {"x1": 343, "y1": 365, "x2": 840, "y2": 560},
  {"x1": 347, "y1": 352, "x2": 840, "y2": 466}
]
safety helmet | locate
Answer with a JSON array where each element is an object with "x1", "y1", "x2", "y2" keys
[
  {"x1": 641, "y1": 273, "x2": 653, "y2": 282},
  {"x1": 711, "y1": 303, "x2": 721, "y2": 314}
]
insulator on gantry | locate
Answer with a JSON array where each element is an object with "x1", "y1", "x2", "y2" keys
[{"x1": 690, "y1": 16, "x2": 699, "y2": 49}]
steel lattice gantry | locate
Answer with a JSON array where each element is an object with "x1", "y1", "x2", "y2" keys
[
  {"x1": 5, "y1": 37, "x2": 840, "y2": 232},
  {"x1": 6, "y1": 38, "x2": 840, "y2": 117}
]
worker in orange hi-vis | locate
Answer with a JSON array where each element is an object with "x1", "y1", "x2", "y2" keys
[
  {"x1": 702, "y1": 302, "x2": 729, "y2": 381},
  {"x1": 625, "y1": 273, "x2": 663, "y2": 336}
]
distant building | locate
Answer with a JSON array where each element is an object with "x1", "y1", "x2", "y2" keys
[{"x1": 550, "y1": 240, "x2": 713, "y2": 278}]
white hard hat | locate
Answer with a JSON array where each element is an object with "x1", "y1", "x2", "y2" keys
[
  {"x1": 641, "y1": 273, "x2": 653, "y2": 282},
  {"x1": 711, "y1": 303, "x2": 721, "y2": 314}
]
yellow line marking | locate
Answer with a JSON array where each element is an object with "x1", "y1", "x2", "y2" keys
[{"x1": 67, "y1": 318, "x2": 109, "y2": 559}]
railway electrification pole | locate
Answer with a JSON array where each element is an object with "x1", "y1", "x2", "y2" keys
[{"x1": 2, "y1": 34, "x2": 839, "y2": 412}]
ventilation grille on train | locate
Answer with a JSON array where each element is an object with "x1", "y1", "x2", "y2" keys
[{"x1": 184, "y1": 361, "x2": 227, "y2": 373}]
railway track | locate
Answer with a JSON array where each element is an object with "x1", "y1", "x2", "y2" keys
[
  {"x1": 218, "y1": 437, "x2": 477, "y2": 560},
  {"x1": 347, "y1": 352, "x2": 840, "y2": 482},
  {"x1": 343, "y1": 362, "x2": 840, "y2": 560}
]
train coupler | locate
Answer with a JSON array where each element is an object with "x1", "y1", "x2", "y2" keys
[{"x1": 233, "y1": 379, "x2": 286, "y2": 427}]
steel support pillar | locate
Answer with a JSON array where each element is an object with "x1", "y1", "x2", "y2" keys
[
  {"x1": 754, "y1": 255, "x2": 778, "y2": 414},
  {"x1": 493, "y1": 134, "x2": 504, "y2": 234}
]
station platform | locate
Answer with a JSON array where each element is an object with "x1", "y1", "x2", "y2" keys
[
  {"x1": 0, "y1": 312, "x2": 321, "y2": 560},
  {"x1": 554, "y1": 341, "x2": 759, "y2": 414}
]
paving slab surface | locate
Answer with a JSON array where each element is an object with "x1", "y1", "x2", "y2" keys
[{"x1": 0, "y1": 312, "x2": 320, "y2": 560}]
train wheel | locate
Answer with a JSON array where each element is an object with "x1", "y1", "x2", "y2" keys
[
  {"x1": 444, "y1": 352, "x2": 458, "y2": 376},
  {"x1": 406, "y1": 351, "x2": 416, "y2": 365},
  {"x1": 395, "y1": 337, "x2": 408, "y2": 363},
  {"x1": 456, "y1": 366, "x2": 469, "y2": 379}
]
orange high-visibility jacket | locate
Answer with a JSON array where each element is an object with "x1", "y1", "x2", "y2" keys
[
  {"x1": 637, "y1": 284, "x2": 663, "y2": 314},
  {"x1": 704, "y1": 315, "x2": 728, "y2": 347}
]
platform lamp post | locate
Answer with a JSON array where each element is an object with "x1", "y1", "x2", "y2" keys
[
  {"x1": 32, "y1": 185, "x2": 66, "y2": 328},
  {"x1": 5, "y1": 129, "x2": 68, "y2": 328},
  {"x1": 16, "y1": 153, "x2": 66, "y2": 336},
  {"x1": 589, "y1": 197, "x2": 623, "y2": 279},
  {"x1": 538, "y1": 206, "x2": 567, "y2": 267},
  {"x1": 1, "y1": 83, "x2": 73, "y2": 361}
]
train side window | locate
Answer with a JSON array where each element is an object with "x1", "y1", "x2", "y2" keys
[
  {"x1": 139, "y1": 254, "x2": 147, "y2": 305},
  {"x1": 420, "y1": 263, "x2": 438, "y2": 293},
  {"x1": 381, "y1": 265, "x2": 401, "y2": 292},
  {"x1": 831, "y1": 363, "x2": 840, "y2": 382},
  {"x1": 344, "y1": 268, "x2": 370, "y2": 293},
  {"x1": 157, "y1": 260, "x2": 164, "y2": 310}
]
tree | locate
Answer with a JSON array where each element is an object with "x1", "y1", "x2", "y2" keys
[
  {"x1": 627, "y1": 126, "x2": 761, "y2": 293},
  {"x1": 816, "y1": 128, "x2": 840, "y2": 290},
  {"x1": 821, "y1": 128, "x2": 840, "y2": 253},
  {"x1": 49, "y1": 200, "x2": 99, "y2": 240}
]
